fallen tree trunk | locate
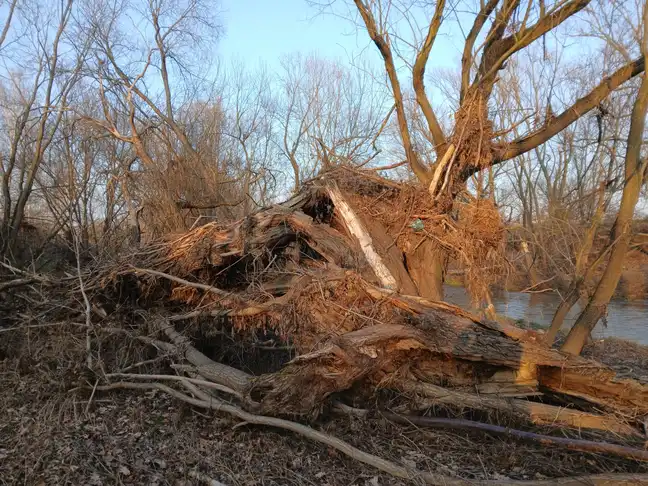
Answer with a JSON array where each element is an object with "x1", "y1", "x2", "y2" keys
[
  {"x1": 95, "y1": 174, "x2": 648, "y2": 437},
  {"x1": 399, "y1": 381, "x2": 638, "y2": 436}
]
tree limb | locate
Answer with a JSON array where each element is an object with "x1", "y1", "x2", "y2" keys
[
  {"x1": 353, "y1": 0, "x2": 432, "y2": 183},
  {"x1": 500, "y1": 57, "x2": 645, "y2": 161},
  {"x1": 461, "y1": 0, "x2": 499, "y2": 103},
  {"x1": 412, "y1": 0, "x2": 447, "y2": 152},
  {"x1": 478, "y1": 0, "x2": 590, "y2": 93},
  {"x1": 382, "y1": 412, "x2": 648, "y2": 462}
]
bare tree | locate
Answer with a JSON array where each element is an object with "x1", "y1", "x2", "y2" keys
[
  {"x1": 341, "y1": 0, "x2": 645, "y2": 300},
  {"x1": 0, "y1": 0, "x2": 89, "y2": 257},
  {"x1": 221, "y1": 61, "x2": 275, "y2": 215},
  {"x1": 78, "y1": 0, "x2": 226, "y2": 239},
  {"x1": 276, "y1": 54, "x2": 390, "y2": 192},
  {"x1": 561, "y1": 0, "x2": 648, "y2": 355}
]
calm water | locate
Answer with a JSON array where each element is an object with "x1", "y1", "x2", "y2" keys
[{"x1": 444, "y1": 286, "x2": 648, "y2": 345}]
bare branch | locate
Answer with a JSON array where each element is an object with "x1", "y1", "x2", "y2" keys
[
  {"x1": 353, "y1": 0, "x2": 431, "y2": 183},
  {"x1": 412, "y1": 0, "x2": 447, "y2": 153},
  {"x1": 460, "y1": 0, "x2": 499, "y2": 103},
  {"x1": 500, "y1": 56, "x2": 645, "y2": 161}
]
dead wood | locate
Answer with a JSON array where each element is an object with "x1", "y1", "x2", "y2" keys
[
  {"x1": 381, "y1": 412, "x2": 648, "y2": 462},
  {"x1": 16, "y1": 172, "x2": 635, "y2": 484},
  {"x1": 538, "y1": 366, "x2": 648, "y2": 416},
  {"x1": 95, "y1": 380, "x2": 466, "y2": 485},
  {"x1": 88, "y1": 176, "x2": 648, "y2": 434},
  {"x1": 158, "y1": 319, "x2": 252, "y2": 393},
  {"x1": 399, "y1": 381, "x2": 638, "y2": 436},
  {"x1": 0, "y1": 277, "x2": 37, "y2": 292}
]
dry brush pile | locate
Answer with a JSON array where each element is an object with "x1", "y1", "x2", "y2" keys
[{"x1": 2, "y1": 171, "x2": 648, "y2": 485}]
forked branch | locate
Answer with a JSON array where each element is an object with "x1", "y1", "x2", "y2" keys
[
  {"x1": 476, "y1": 0, "x2": 590, "y2": 94},
  {"x1": 353, "y1": 0, "x2": 432, "y2": 183},
  {"x1": 461, "y1": 0, "x2": 499, "y2": 103}
]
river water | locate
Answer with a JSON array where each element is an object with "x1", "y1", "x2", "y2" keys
[{"x1": 443, "y1": 286, "x2": 648, "y2": 345}]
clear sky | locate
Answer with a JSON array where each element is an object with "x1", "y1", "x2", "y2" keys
[
  {"x1": 218, "y1": 0, "x2": 361, "y2": 65},
  {"x1": 216, "y1": 0, "x2": 460, "y2": 73}
]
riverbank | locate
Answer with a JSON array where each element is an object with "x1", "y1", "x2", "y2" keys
[
  {"x1": 447, "y1": 245, "x2": 648, "y2": 301},
  {"x1": 444, "y1": 285, "x2": 648, "y2": 345}
]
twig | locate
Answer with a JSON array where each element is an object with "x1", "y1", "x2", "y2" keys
[
  {"x1": 85, "y1": 379, "x2": 99, "y2": 415},
  {"x1": 428, "y1": 144, "x2": 456, "y2": 197},
  {"x1": 368, "y1": 160, "x2": 408, "y2": 171},
  {"x1": 72, "y1": 231, "x2": 93, "y2": 369},
  {"x1": 381, "y1": 412, "x2": 648, "y2": 462},
  {"x1": 131, "y1": 267, "x2": 231, "y2": 297},
  {"x1": 118, "y1": 356, "x2": 170, "y2": 373},
  {"x1": 105, "y1": 372, "x2": 244, "y2": 401},
  {"x1": 0, "y1": 277, "x2": 37, "y2": 292},
  {"x1": 520, "y1": 276, "x2": 556, "y2": 293},
  {"x1": 0, "y1": 261, "x2": 50, "y2": 281},
  {"x1": 0, "y1": 321, "x2": 88, "y2": 334}
]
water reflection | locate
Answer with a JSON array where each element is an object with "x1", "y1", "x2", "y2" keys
[{"x1": 443, "y1": 286, "x2": 648, "y2": 345}]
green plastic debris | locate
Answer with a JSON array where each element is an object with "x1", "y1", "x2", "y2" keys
[{"x1": 410, "y1": 218, "x2": 424, "y2": 231}]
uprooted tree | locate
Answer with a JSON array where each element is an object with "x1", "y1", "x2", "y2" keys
[
  {"x1": 27, "y1": 170, "x2": 644, "y2": 484},
  {"x1": 4, "y1": 127, "x2": 648, "y2": 485},
  {"x1": 4, "y1": 1, "x2": 648, "y2": 484}
]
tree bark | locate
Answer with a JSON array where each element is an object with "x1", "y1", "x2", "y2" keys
[
  {"x1": 544, "y1": 288, "x2": 580, "y2": 344},
  {"x1": 405, "y1": 239, "x2": 446, "y2": 301}
]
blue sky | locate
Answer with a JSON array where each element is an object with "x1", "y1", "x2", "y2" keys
[
  {"x1": 216, "y1": 0, "x2": 460, "y2": 73},
  {"x1": 218, "y1": 0, "x2": 363, "y2": 66}
]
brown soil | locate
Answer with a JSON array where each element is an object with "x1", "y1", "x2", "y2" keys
[{"x1": 2, "y1": 360, "x2": 647, "y2": 486}]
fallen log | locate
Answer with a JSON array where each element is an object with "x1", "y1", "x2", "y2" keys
[
  {"x1": 538, "y1": 366, "x2": 648, "y2": 416},
  {"x1": 399, "y1": 381, "x2": 638, "y2": 436},
  {"x1": 97, "y1": 175, "x2": 648, "y2": 436}
]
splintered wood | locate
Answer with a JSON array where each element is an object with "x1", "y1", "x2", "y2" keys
[{"x1": 98, "y1": 174, "x2": 648, "y2": 438}]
